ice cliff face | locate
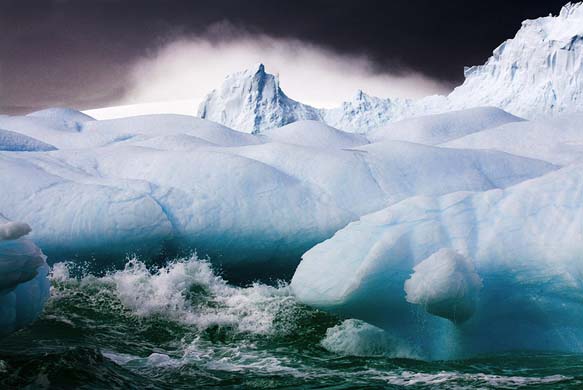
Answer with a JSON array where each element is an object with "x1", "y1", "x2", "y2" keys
[
  {"x1": 198, "y1": 3, "x2": 583, "y2": 132},
  {"x1": 291, "y1": 162, "x2": 583, "y2": 359},
  {"x1": 198, "y1": 64, "x2": 321, "y2": 133},
  {"x1": 449, "y1": 2, "x2": 583, "y2": 119},
  {"x1": 0, "y1": 216, "x2": 50, "y2": 337}
]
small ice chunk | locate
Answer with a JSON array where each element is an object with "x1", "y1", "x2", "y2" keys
[
  {"x1": 0, "y1": 235, "x2": 50, "y2": 337},
  {"x1": 321, "y1": 319, "x2": 418, "y2": 359},
  {"x1": 404, "y1": 249, "x2": 482, "y2": 324},
  {"x1": 0, "y1": 221, "x2": 32, "y2": 241}
]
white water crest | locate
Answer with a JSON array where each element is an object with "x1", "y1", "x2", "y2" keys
[{"x1": 53, "y1": 255, "x2": 297, "y2": 335}]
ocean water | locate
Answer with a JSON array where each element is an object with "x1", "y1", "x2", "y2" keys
[{"x1": 1, "y1": 256, "x2": 582, "y2": 389}]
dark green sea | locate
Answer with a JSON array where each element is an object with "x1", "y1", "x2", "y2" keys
[{"x1": 1, "y1": 257, "x2": 582, "y2": 389}]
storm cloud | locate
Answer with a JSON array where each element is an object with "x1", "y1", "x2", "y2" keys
[{"x1": 0, "y1": 0, "x2": 568, "y2": 113}]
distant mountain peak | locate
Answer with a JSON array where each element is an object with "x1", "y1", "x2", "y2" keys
[
  {"x1": 235, "y1": 63, "x2": 268, "y2": 81},
  {"x1": 350, "y1": 89, "x2": 376, "y2": 104},
  {"x1": 255, "y1": 63, "x2": 266, "y2": 74},
  {"x1": 348, "y1": 89, "x2": 390, "y2": 107},
  {"x1": 353, "y1": 89, "x2": 366, "y2": 99}
]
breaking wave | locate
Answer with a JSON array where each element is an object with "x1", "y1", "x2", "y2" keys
[
  {"x1": 1, "y1": 255, "x2": 582, "y2": 388},
  {"x1": 97, "y1": 256, "x2": 295, "y2": 334}
]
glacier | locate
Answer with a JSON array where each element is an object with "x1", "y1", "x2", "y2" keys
[
  {"x1": 291, "y1": 164, "x2": 583, "y2": 359},
  {"x1": 0, "y1": 216, "x2": 50, "y2": 337}
]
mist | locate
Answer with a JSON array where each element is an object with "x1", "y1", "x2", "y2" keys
[{"x1": 121, "y1": 35, "x2": 452, "y2": 110}]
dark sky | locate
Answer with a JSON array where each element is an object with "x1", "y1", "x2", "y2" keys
[{"x1": 0, "y1": 0, "x2": 569, "y2": 114}]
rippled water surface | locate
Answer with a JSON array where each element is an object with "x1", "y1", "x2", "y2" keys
[{"x1": 1, "y1": 257, "x2": 582, "y2": 389}]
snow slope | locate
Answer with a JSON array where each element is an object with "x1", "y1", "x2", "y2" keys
[
  {"x1": 291, "y1": 164, "x2": 583, "y2": 359},
  {"x1": 85, "y1": 99, "x2": 200, "y2": 120},
  {"x1": 443, "y1": 113, "x2": 583, "y2": 166},
  {"x1": 0, "y1": 216, "x2": 50, "y2": 337},
  {"x1": 368, "y1": 107, "x2": 523, "y2": 145},
  {"x1": 26, "y1": 108, "x2": 95, "y2": 131},
  {"x1": 260, "y1": 120, "x2": 369, "y2": 148},
  {"x1": 0, "y1": 113, "x2": 259, "y2": 149},
  {"x1": 0, "y1": 129, "x2": 57, "y2": 152}
]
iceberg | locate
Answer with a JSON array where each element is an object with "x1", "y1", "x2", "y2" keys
[
  {"x1": 404, "y1": 249, "x2": 482, "y2": 324},
  {"x1": 194, "y1": 3, "x2": 583, "y2": 133},
  {"x1": 198, "y1": 64, "x2": 321, "y2": 134},
  {"x1": 0, "y1": 108, "x2": 555, "y2": 278},
  {"x1": 0, "y1": 216, "x2": 50, "y2": 337},
  {"x1": 291, "y1": 164, "x2": 583, "y2": 359},
  {"x1": 196, "y1": 64, "x2": 440, "y2": 134},
  {"x1": 321, "y1": 90, "x2": 418, "y2": 133},
  {"x1": 448, "y1": 2, "x2": 583, "y2": 119}
]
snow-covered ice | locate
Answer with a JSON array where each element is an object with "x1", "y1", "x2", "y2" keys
[
  {"x1": 91, "y1": 0, "x2": 583, "y2": 136},
  {"x1": 0, "y1": 129, "x2": 57, "y2": 152},
  {"x1": 369, "y1": 107, "x2": 523, "y2": 145},
  {"x1": 196, "y1": 64, "x2": 437, "y2": 133},
  {"x1": 260, "y1": 120, "x2": 369, "y2": 148},
  {"x1": 0, "y1": 107, "x2": 555, "y2": 278},
  {"x1": 444, "y1": 113, "x2": 583, "y2": 165}
]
